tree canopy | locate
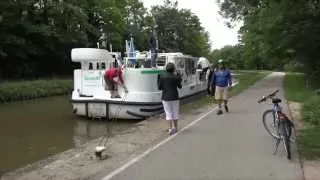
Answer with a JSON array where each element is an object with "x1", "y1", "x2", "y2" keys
[
  {"x1": 216, "y1": 0, "x2": 320, "y2": 87},
  {"x1": 151, "y1": 0, "x2": 210, "y2": 57},
  {"x1": 209, "y1": 45, "x2": 244, "y2": 70},
  {"x1": 0, "y1": 0, "x2": 211, "y2": 79}
]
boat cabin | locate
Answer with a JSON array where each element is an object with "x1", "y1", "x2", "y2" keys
[{"x1": 71, "y1": 48, "x2": 122, "y2": 71}]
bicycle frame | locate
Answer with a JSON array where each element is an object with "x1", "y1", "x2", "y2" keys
[{"x1": 270, "y1": 103, "x2": 281, "y2": 136}]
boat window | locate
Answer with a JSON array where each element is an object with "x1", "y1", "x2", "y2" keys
[
  {"x1": 137, "y1": 58, "x2": 150, "y2": 68},
  {"x1": 191, "y1": 59, "x2": 196, "y2": 74},
  {"x1": 81, "y1": 62, "x2": 86, "y2": 70},
  {"x1": 89, "y1": 63, "x2": 93, "y2": 70},
  {"x1": 185, "y1": 58, "x2": 191, "y2": 76},
  {"x1": 101, "y1": 63, "x2": 106, "y2": 69},
  {"x1": 144, "y1": 59, "x2": 151, "y2": 68},
  {"x1": 176, "y1": 57, "x2": 184, "y2": 69},
  {"x1": 157, "y1": 56, "x2": 166, "y2": 66},
  {"x1": 184, "y1": 58, "x2": 196, "y2": 75},
  {"x1": 96, "y1": 63, "x2": 100, "y2": 69}
]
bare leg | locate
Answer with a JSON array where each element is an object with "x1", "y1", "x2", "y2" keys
[
  {"x1": 224, "y1": 100, "x2": 229, "y2": 112},
  {"x1": 110, "y1": 90, "x2": 115, "y2": 98},
  {"x1": 167, "y1": 120, "x2": 173, "y2": 131},
  {"x1": 114, "y1": 85, "x2": 121, "y2": 98},
  {"x1": 217, "y1": 99, "x2": 223, "y2": 115},
  {"x1": 218, "y1": 100, "x2": 222, "y2": 108},
  {"x1": 173, "y1": 120, "x2": 178, "y2": 130},
  {"x1": 114, "y1": 90, "x2": 121, "y2": 98}
]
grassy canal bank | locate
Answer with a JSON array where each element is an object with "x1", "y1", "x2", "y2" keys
[
  {"x1": 0, "y1": 79, "x2": 73, "y2": 103},
  {"x1": 284, "y1": 73, "x2": 320, "y2": 159}
]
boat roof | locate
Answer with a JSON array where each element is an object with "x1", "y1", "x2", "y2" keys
[
  {"x1": 124, "y1": 51, "x2": 196, "y2": 58},
  {"x1": 71, "y1": 48, "x2": 119, "y2": 62},
  {"x1": 158, "y1": 52, "x2": 198, "y2": 59},
  {"x1": 197, "y1": 57, "x2": 210, "y2": 68}
]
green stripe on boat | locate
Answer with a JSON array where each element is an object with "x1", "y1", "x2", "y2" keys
[{"x1": 141, "y1": 70, "x2": 164, "y2": 74}]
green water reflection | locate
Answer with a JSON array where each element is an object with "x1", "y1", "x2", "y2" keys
[{"x1": 0, "y1": 96, "x2": 138, "y2": 175}]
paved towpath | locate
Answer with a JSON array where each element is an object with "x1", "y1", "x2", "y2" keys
[{"x1": 102, "y1": 72, "x2": 303, "y2": 180}]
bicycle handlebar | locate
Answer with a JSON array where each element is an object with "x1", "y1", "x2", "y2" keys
[{"x1": 258, "y1": 89, "x2": 280, "y2": 103}]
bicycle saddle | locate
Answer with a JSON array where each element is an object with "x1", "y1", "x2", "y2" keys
[{"x1": 272, "y1": 98, "x2": 281, "y2": 103}]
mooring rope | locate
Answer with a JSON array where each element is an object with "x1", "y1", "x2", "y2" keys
[{"x1": 96, "y1": 89, "x2": 128, "y2": 152}]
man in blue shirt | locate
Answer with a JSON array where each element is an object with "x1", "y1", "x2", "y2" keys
[{"x1": 211, "y1": 59, "x2": 232, "y2": 115}]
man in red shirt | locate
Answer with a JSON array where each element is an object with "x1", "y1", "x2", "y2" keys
[{"x1": 104, "y1": 67, "x2": 128, "y2": 98}]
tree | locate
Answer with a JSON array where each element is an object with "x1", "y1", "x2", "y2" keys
[
  {"x1": 217, "y1": 0, "x2": 320, "y2": 86},
  {"x1": 124, "y1": 0, "x2": 154, "y2": 50},
  {"x1": 151, "y1": 0, "x2": 211, "y2": 57},
  {"x1": 209, "y1": 45, "x2": 244, "y2": 69},
  {"x1": 0, "y1": 0, "x2": 212, "y2": 79}
]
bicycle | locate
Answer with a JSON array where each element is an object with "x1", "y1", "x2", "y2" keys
[{"x1": 258, "y1": 89, "x2": 295, "y2": 160}]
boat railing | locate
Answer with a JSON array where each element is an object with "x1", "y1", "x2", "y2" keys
[{"x1": 123, "y1": 51, "x2": 166, "y2": 69}]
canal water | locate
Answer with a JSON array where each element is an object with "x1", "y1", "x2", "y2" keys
[{"x1": 0, "y1": 96, "x2": 140, "y2": 175}]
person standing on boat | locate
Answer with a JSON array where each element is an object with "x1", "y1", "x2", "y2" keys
[
  {"x1": 104, "y1": 66, "x2": 128, "y2": 98},
  {"x1": 211, "y1": 59, "x2": 232, "y2": 115},
  {"x1": 149, "y1": 31, "x2": 158, "y2": 68},
  {"x1": 158, "y1": 63, "x2": 182, "y2": 135}
]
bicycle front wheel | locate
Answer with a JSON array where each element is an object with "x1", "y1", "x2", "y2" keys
[{"x1": 262, "y1": 109, "x2": 280, "y2": 139}]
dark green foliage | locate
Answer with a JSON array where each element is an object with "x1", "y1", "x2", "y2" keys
[
  {"x1": 217, "y1": 0, "x2": 320, "y2": 87},
  {"x1": 0, "y1": 79, "x2": 73, "y2": 103},
  {"x1": 303, "y1": 96, "x2": 320, "y2": 126},
  {"x1": 0, "y1": 0, "x2": 211, "y2": 80},
  {"x1": 151, "y1": 1, "x2": 210, "y2": 57},
  {"x1": 209, "y1": 45, "x2": 245, "y2": 69}
]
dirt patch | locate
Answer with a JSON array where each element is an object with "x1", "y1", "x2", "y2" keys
[
  {"x1": 288, "y1": 101, "x2": 320, "y2": 180},
  {"x1": 304, "y1": 161, "x2": 320, "y2": 180},
  {"x1": 288, "y1": 101, "x2": 304, "y2": 130}
]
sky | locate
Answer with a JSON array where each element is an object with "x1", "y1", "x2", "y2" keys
[{"x1": 141, "y1": 0, "x2": 241, "y2": 50}]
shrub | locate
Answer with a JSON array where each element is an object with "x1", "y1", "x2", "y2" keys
[{"x1": 0, "y1": 79, "x2": 73, "y2": 103}]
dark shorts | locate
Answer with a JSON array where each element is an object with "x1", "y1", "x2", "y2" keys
[{"x1": 105, "y1": 79, "x2": 117, "y2": 91}]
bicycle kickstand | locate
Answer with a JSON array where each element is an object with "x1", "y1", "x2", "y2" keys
[{"x1": 273, "y1": 138, "x2": 280, "y2": 155}]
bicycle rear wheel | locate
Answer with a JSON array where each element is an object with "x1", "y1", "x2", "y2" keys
[
  {"x1": 280, "y1": 121, "x2": 292, "y2": 160},
  {"x1": 262, "y1": 109, "x2": 280, "y2": 139}
]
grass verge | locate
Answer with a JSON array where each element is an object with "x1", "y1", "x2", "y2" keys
[
  {"x1": 181, "y1": 70, "x2": 271, "y2": 113},
  {"x1": 284, "y1": 73, "x2": 320, "y2": 159},
  {"x1": 0, "y1": 79, "x2": 73, "y2": 104}
]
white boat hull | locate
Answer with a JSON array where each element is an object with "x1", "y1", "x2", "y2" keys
[
  {"x1": 72, "y1": 90, "x2": 207, "y2": 120},
  {"x1": 71, "y1": 80, "x2": 238, "y2": 120}
]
